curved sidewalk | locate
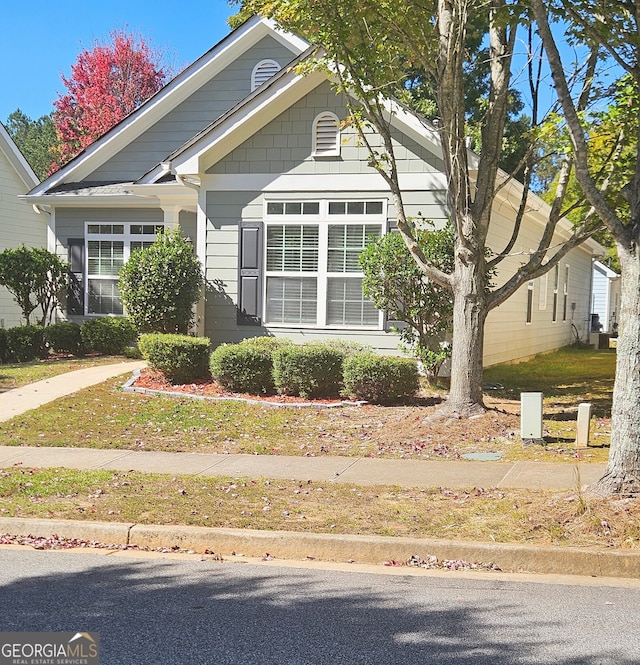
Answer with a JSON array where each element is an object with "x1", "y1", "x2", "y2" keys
[{"x1": 0, "y1": 360, "x2": 146, "y2": 421}]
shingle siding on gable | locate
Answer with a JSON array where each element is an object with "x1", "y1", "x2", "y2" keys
[
  {"x1": 88, "y1": 36, "x2": 298, "y2": 183},
  {"x1": 207, "y1": 81, "x2": 445, "y2": 176}
]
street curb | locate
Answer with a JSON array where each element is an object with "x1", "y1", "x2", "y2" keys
[{"x1": 0, "y1": 517, "x2": 639, "y2": 579}]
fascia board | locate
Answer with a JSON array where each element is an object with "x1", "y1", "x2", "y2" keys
[
  {"x1": 28, "y1": 17, "x2": 308, "y2": 197},
  {"x1": 20, "y1": 192, "x2": 162, "y2": 208},
  {"x1": 493, "y1": 177, "x2": 603, "y2": 255},
  {"x1": 593, "y1": 260, "x2": 619, "y2": 278},
  {"x1": 380, "y1": 99, "x2": 443, "y2": 160},
  {"x1": 172, "y1": 69, "x2": 326, "y2": 175},
  {"x1": 0, "y1": 122, "x2": 39, "y2": 188}
]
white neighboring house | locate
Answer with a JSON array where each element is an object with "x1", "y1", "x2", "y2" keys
[
  {"x1": 591, "y1": 260, "x2": 620, "y2": 335},
  {"x1": 0, "y1": 122, "x2": 45, "y2": 328},
  {"x1": 21, "y1": 17, "x2": 603, "y2": 367}
]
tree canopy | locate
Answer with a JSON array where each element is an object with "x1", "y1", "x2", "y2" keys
[
  {"x1": 52, "y1": 29, "x2": 168, "y2": 167},
  {"x1": 530, "y1": 0, "x2": 640, "y2": 495},
  {"x1": 4, "y1": 109, "x2": 58, "y2": 180}
]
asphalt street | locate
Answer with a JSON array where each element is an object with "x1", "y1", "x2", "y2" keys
[{"x1": 0, "y1": 548, "x2": 639, "y2": 664}]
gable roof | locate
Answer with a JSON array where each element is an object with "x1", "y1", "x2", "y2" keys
[
  {"x1": 0, "y1": 122, "x2": 39, "y2": 189},
  {"x1": 28, "y1": 16, "x2": 308, "y2": 197}
]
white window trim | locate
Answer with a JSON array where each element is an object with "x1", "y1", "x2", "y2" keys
[
  {"x1": 263, "y1": 200, "x2": 385, "y2": 329},
  {"x1": 526, "y1": 280, "x2": 534, "y2": 325},
  {"x1": 251, "y1": 59, "x2": 281, "y2": 91},
  {"x1": 84, "y1": 222, "x2": 163, "y2": 316},
  {"x1": 552, "y1": 264, "x2": 559, "y2": 323},
  {"x1": 538, "y1": 273, "x2": 547, "y2": 310},
  {"x1": 312, "y1": 112, "x2": 341, "y2": 157},
  {"x1": 562, "y1": 264, "x2": 570, "y2": 322}
]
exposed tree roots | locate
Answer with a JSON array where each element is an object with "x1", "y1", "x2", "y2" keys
[{"x1": 587, "y1": 470, "x2": 640, "y2": 498}]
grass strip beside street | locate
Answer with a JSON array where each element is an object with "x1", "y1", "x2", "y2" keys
[{"x1": 1, "y1": 466, "x2": 638, "y2": 549}]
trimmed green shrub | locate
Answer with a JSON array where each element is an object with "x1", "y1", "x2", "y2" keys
[
  {"x1": 139, "y1": 333, "x2": 211, "y2": 384},
  {"x1": 314, "y1": 338, "x2": 372, "y2": 358},
  {"x1": 81, "y1": 317, "x2": 137, "y2": 355},
  {"x1": 343, "y1": 353, "x2": 419, "y2": 404},
  {"x1": 118, "y1": 228, "x2": 203, "y2": 334},
  {"x1": 238, "y1": 336, "x2": 294, "y2": 353},
  {"x1": 273, "y1": 344, "x2": 344, "y2": 399},
  {"x1": 6, "y1": 325, "x2": 46, "y2": 362},
  {"x1": 210, "y1": 343, "x2": 274, "y2": 394},
  {"x1": 0, "y1": 328, "x2": 8, "y2": 363},
  {"x1": 44, "y1": 322, "x2": 84, "y2": 354},
  {"x1": 123, "y1": 345, "x2": 143, "y2": 359}
]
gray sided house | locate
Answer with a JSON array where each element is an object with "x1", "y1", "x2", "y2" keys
[
  {"x1": 23, "y1": 17, "x2": 602, "y2": 367},
  {"x1": 0, "y1": 122, "x2": 45, "y2": 328}
]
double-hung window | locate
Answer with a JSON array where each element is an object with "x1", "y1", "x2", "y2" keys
[
  {"x1": 263, "y1": 200, "x2": 383, "y2": 328},
  {"x1": 85, "y1": 223, "x2": 163, "y2": 315}
]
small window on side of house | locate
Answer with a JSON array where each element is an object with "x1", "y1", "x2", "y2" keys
[
  {"x1": 526, "y1": 280, "x2": 534, "y2": 324},
  {"x1": 251, "y1": 59, "x2": 281, "y2": 91},
  {"x1": 312, "y1": 112, "x2": 341, "y2": 157}
]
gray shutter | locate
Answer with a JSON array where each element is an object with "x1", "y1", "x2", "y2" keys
[
  {"x1": 67, "y1": 238, "x2": 85, "y2": 315},
  {"x1": 237, "y1": 222, "x2": 262, "y2": 325}
]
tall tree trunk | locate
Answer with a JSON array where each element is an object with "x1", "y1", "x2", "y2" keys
[
  {"x1": 591, "y1": 244, "x2": 640, "y2": 495},
  {"x1": 446, "y1": 231, "x2": 488, "y2": 416}
]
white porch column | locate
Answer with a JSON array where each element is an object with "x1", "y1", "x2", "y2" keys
[{"x1": 161, "y1": 205, "x2": 181, "y2": 229}]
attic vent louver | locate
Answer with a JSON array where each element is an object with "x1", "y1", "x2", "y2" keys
[
  {"x1": 251, "y1": 59, "x2": 281, "y2": 91},
  {"x1": 313, "y1": 112, "x2": 341, "y2": 157}
]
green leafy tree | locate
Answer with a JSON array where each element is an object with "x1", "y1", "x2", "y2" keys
[
  {"x1": 531, "y1": 0, "x2": 640, "y2": 495},
  {"x1": 4, "y1": 109, "x2": 58, "y2": 179},
  {"x1": 360, "y1": 225, "x2": 454, "y2": 377},
  {"x1": 0, "y1": 246, "x2": 68, "y2": 325},
  {"x1": 118, "y1": 228, "x2": 203, "y2": 334}
]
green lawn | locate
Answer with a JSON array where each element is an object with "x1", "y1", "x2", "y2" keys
[{"x1": 0, "y1": 346, "x2": 616, "y2": 462}]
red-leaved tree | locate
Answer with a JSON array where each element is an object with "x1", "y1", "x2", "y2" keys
[{"x1": 52, "y1": 30, "x2": 167, "y2": 168}]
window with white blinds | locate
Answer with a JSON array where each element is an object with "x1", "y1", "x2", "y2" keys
[
  {"x1": 85, "y1": 222, "x2": 163, "y2": 315},
  {"x1": 251, "y1": 59, "x2": 281, "y2": 91},
  {"x1": 312, "y1": 112, "x2": 341, "y2": 156},
  {"x1": 264, "y1": 200, "x2": 383, "y2": 327}
]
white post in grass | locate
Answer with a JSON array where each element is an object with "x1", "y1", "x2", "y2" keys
[{"x1": 576, "y1": 402, "x2": 592, "y2": 447}]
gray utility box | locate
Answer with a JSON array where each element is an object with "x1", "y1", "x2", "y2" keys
[{"x1": 521, "y1": 392, "x2": 543, "y2": 442}]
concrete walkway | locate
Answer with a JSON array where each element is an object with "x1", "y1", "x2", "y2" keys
[
  {"x1": 0, "y1": 360, "x2": 606, "y2": 490},
  {"x1": 0, "y1": 445, "x2": 605, "y2": 490},
  {"x1": 0, "y1": 360, "x2": 146, "y2": 421}
]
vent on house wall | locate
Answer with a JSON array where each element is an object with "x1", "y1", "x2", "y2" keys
[
  {"x1": 251, "y1": 59, "x2": 281, "y2": 91},
  {"x1": 313, "y1": 112, "x2": 341, "y2": 156}
]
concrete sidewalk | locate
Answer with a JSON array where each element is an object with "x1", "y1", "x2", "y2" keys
[
  {"x1": 2, "y1": 361, "x2": 628, "y2": 579},
  {"x1": 0, "y1": 445, "x2": 605, "y2": 490},
  {"x1": 0, "y1": 360, "x2": 605, "y2": 490},
  {"x1": 0, "y1": 360, "x2": 146, "y2": 421}
]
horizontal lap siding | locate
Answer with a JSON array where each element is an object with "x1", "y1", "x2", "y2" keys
[
  {"x1": 484, "y1": 209, "x2": 594, "y2": 367},
  {"x1": 54, "y1": 207, "x2": 164, "y2": 323},
  {"x1": 88, "y1": 37, "x2": 298, "y2": 182},
  {"x1": 202, "y1": 82, "x2": 451, "y2": 352},
  {"x1": 0, "y1": 151, "x2": 45, "y2": 326}
]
